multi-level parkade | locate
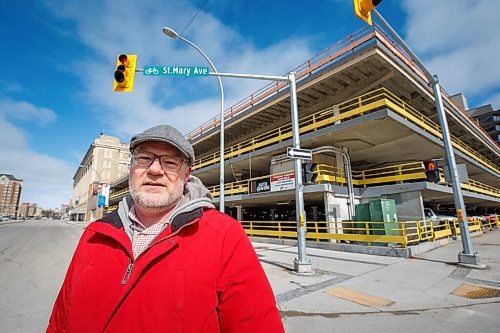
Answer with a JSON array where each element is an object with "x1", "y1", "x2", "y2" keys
[{"x1": 107, "y1": 24, "x2": 500, "y2": 252}]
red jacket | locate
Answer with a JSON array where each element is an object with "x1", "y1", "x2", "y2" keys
[{"x1": 47, "y1": 208, "x2": 284, "y2": 332}]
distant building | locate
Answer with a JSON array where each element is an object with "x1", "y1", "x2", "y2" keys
[
  {"x1": 60, "y1": 204, "x2": 70, "y2": 219},
  {"x1": 18, "y1": 202, "x2": 39, "y2": 218},
  {"x1": 0, "y1": 174, "x2": 23, "y2": 218},
  {"x1": 29, "y1": 204, "x2": 38, "y2": 218},
  {"x1": 466, "y1": 104, "x2": 500, "y2": 145},
  {"x1": 18, "y1": 202, "x2": 29, "y2": 218},
  {"x1": 450, "y1": 93, "x2": 500, "y2": 145},
  {"x1": 70, "y1": 133, "x2": 130, "y2": 222}
]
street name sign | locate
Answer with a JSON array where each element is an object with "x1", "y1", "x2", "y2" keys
[
  {"x1": 143, "y1": 66, "x2": 209, "y2": 77},
  {"x1": 287, "y1": 147, "x2": 312, "y2": 160}
]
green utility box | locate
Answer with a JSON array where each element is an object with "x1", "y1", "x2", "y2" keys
[
  {"x1": 355, "y1": 203, "x2": 371, "y2": 222},
  {"x1": 369, "y1": 198, "x2": 399, "y2": 236},
  {"x1": 354, "y1": 203, "x2": 371, "y2": 234}
]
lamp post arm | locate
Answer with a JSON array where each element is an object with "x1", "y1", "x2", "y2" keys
[{"x1": 175, "y1": 34, "x2": 225, "y2": 213}]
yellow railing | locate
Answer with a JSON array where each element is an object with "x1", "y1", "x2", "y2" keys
[
  {"x1": 241, "y1": 217, "x2": 490, "y2": 248},
  {"x1": 105, "y1": 162, "x2": 498, "y2": 210},
  {"x1": 186, "y1": 25, "x2": 378, "y2": 141},
  {"x1": 192, "y1": 88, "x2": 500, "y2": 176},
  {"x1": 206, "y1": 163, "x2": 499, "y2": 199},
  {"x1": 109, "y1": 187, "x2": 130, "y2": 200},
  {"x1": 482, "y1": 215, "x2": 500, "y2": 229},
  {"x1": 351, "y1": 162, "x2": 426, "y2": 187},
  {"x1": 104, "y1": 205, "x2": 118, "y2": 213}
]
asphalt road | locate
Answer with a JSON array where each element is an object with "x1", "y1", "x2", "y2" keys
[
  {"x1": 0, "y1": 220, "x2": 84, "y2": 332},
  {"x1": 1, "y1": 220, "x2": 499, "y2": 332}
]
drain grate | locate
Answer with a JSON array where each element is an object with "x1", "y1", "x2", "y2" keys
[{"x1": 451, "y1": 283, "x2": 500, "y2": 299}]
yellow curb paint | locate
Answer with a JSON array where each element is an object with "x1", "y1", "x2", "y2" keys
[{"x1": 326, "y1": 287, "x2": 395, "y2": 307}]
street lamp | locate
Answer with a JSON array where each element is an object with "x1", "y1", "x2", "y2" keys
[{"x1": 162, "y1": 27, "x2": 226, "y2": 213}]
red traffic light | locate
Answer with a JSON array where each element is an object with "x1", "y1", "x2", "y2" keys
[
  {"x1": 424, "y1": 160, "x2": 437, "y2": 171},
  {"x1": 423, "y1": 160, "x2": 440, "y2": 183}
]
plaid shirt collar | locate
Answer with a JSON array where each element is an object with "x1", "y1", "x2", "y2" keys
[
  {"x1": 128, "y1": 202, "x2": 178, "y2": 232},
  {"x1": 129, "y1": 205, "x2": 147, "y2": 231}
]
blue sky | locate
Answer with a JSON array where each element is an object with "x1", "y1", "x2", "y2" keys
[{"x1": 1, "y1": 0, "x2": 499, "y2": 209}]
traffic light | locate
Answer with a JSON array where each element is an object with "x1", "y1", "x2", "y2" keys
[
  {"x1": 302, "y1": 162, "x2": 318, "y2": 185},
  {"x1": 353, "y1": 0, "x2": 382, "y2": 25},
  {"x1": 113, "y1": 54, "x2": 137, "y2": 92},
  {"x1": 423, "y1": 159, "x2": 440, "y2": 183}
]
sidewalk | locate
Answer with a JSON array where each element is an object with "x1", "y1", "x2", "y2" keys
[{"x1": 254, "y1": 229, "x2": 500, "y2": 332}]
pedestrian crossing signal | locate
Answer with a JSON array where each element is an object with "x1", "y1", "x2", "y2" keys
[
  {"x1": 423, "y1": 159, "x2": 440, "y2": 183},
  {"x1": 113, "y1": 54, "x2": 137, "y2": 92},
  {"x1": 302, "y1": 162, "x2": 318, "y2": 185}
]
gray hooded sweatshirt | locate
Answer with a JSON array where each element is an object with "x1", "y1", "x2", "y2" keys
[{"x1": 116, "y1": 175, "x2": 215, "y2": 244}]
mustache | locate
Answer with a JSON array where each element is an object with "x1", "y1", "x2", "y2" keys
[{"x1": 141, "y1": 181, "x2": 167, "y2": 186}]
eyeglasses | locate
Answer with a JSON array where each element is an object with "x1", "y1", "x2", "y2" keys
[{"x1": 132, "y1": 151, "x2": 186, "y2": 172}]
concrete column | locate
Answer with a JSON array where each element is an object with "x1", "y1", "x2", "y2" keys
[
  {"x1": 333, "y1": 105, "x2": 340, "y2": 125},
  {"x1": 324, "y1": 192, "x2": 343, "y2": 243},
  {"x1": 311, "y1": 206, "x2": 318, "y2": 221},
  {"x1": 270, "y1": 209, "x2": 276, "y2": 221},
  {"x1": 384, "y1": 191, "x2": 424, "y2": 221},
  {"x1": 235, "y1": 205, "x2": 243, "y2": 221}
]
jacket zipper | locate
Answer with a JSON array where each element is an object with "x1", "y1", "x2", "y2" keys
[
  {"x1": 121, "y1": 260, "x2": 134, "y2": 285},
  {"x1": 119, "y1": 218, "x2": 199, "y2": 286}
]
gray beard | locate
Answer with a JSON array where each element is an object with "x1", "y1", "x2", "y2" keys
[{"x1": 129, "y1": 184, "x2": 183, "y2": 209}]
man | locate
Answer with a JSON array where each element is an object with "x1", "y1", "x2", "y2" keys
[{"x1": 47, "y1": 125, "x2": 284, "y2": 332}]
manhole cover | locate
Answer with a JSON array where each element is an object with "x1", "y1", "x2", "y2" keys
[{"x1": 451, "y1": 283, "x2": 500, "y2": 299}]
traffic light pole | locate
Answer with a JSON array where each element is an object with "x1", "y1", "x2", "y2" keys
[
  {"x1": 205, "y1": 70, "x2": 312, "y2": 274},
  {"x1": 373, "y1": 10, "x2": 483, "y2": 268},
  {"x1": 289, "y1": 73, "x2": 313, "y2": 274}
]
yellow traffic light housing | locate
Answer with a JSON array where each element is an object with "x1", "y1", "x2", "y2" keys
[
  {"x1": 113, "y1": 54, "x2": 137, "y2": 92},
  {"x1": 353, "y1": 0, "x2": 381, "y2": 25}
]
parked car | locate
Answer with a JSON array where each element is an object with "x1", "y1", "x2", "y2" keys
[
  {"x1": 1, "y1": 217, "x2": 10, "y2": 222},
  {"x1": 485, "y1": 214, "x2": 498, "y2": 224},
  {"x1": 423, "y1": 208, "x2": 455, "y2": 227}
]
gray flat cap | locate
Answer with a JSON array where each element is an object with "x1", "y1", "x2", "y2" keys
[{"x1": 130, "y1": 125, "x2": 195, "y2": 165}]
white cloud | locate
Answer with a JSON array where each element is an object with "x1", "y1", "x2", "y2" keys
[
  {"x1": 0, "y1": 81, "x2": 22, "y2": 93},
  {"x1": 0, "y1": 117, "x2": 73, "y2": 209},
  {"x1": 402, "y1": 0, "x2": 500, "y2": 105},
  {"x1": 487, "y1": 92, "x2": 500, "y2": 110},
  {"x1": 0, "y1": 97, "x2": 57, "y2": 125}
]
